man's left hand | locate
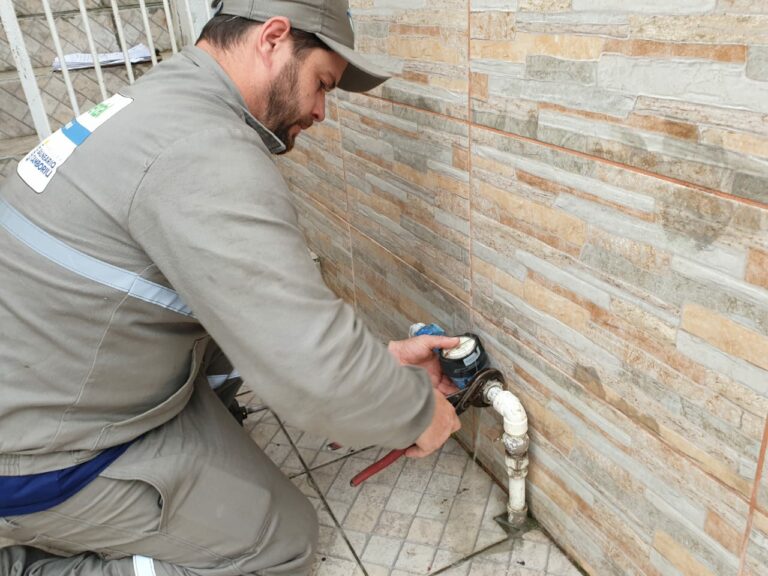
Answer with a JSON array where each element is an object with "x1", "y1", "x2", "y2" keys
[{"x1": 388, "y1": 335, "x2": 461, "y2": 396}]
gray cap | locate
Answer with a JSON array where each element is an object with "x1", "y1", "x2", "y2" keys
[{"x1": 215, "y1": 0, "x2": 390, "y2": 92}]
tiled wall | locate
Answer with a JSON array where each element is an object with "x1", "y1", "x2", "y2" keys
[{"x1": 276, "y1": 2, "x2": 768, "y2": 575}]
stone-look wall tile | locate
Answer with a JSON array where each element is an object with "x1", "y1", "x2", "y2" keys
[
  {"x1": 468, "y1": 4, "x2": 768, "y2": 203},
  {"x1": 470, "y1": 126, "x2": 768, "y2": 503},
  {"x1": 287, "y1": 184, "x2": 355, "y2": 307},
  {"x1": 747, "y1": 248, "x2": 768, "y2": 291},
  {"x1": 716, "y1": 0, "x2": 768, "y2": 14},
  {"x1": 275, "y1": 95, "x2": 354, "y2": 303},
  {"x1": 742, "y1": 509, "x2": 768, "y2": 576},
  {"x1": 350, "y1": 229, "x2": 470, "y2": 343},
  {"x1": 746, "y1": 45, "x2": 768, "y2": 81},
  {"x1": 758, "y1": 427, "x2": 768, "y2": 512},
  {"x1": 340, "y1": 93, "x2": 472, "y2": 303},
  {"x1": 348, "y1": 0, "x2": 469, "y2": 119},
  {"x1": 276, "y1": 95, "x2": 347, "y2": 220},
  {"x1": 468, "y1": 315, "x2": 750, "y2": 576}
]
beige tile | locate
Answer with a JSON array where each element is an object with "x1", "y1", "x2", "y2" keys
[
  {"x1": 362, "y1": 534, "x2": 402, "y2": 567},
  {"x1": 546, "y1": 547, "x2": 581, "y2": 576},
  {"x1": 426, "y1": 472, "x2": 462, "y2": 495},
  {"x1": 387, "y1": 488, "x2": 424, "y2": 515},
  {"x1": 406, "y1": 517, "x2": 445, "y2": 547},
  {"x1": 681, "y1": 303, "x2": 768, "y2": 371},
  {"x1": 343, "y1": 484, "x2": 393, "y2": 533},
  {"x1": 375, "y1": 510, "x2": 414, "y2": 539},
  {"x1": 311, "y1": 556, "x2": 359, "y2": 576},
  {"x1": 395, "y1": 542, "x2": 437, "y2": 573},
  {"x1": 348, "y1": 0, "x2": 469, "y2": 119}
]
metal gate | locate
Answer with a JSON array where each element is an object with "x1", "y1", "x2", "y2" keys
[{"x1": 0, "y1": 0, "x2": 210, "y2": 179}]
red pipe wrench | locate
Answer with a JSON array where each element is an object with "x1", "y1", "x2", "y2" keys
[{"x1": 349, "y1": 389, "x2": 467, "y2": 487}]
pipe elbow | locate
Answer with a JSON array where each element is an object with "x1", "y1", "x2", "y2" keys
[{"x1": 492, "y1": 390, "x2": 528, "y2": 437}]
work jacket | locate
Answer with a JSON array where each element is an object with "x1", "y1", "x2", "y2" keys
[{"x1": 0, "y1": 46, "x2": 434, "y2": 475}]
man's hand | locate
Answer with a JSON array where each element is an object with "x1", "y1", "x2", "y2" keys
[
  {"x1": 388, "y1": 335, "x2": 461, "y2": 396},
  {"x1": 405, "y1": 389, "x2": 461, "y2": 458}
]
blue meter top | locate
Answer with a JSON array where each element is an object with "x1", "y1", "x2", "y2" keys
[{"x1": 438, "y1": 333, "x2": 489, "y2": 389}]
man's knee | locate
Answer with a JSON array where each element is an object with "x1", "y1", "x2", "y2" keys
[{"x1": 233, "y1": 488, "x2": 318, "y2": 575}]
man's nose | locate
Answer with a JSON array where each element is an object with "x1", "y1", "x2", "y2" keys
[{"x1": 313, "y1": 92, "x2": 326, "y2": 122}]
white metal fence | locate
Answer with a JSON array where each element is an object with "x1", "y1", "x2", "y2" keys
[{"x1": 1, "y1": 0, "x2": 210, "y2": 142}]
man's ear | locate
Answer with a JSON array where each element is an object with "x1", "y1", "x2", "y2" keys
[{"x1": 256, "y1": 16, "x2": 292, "y2": 66}]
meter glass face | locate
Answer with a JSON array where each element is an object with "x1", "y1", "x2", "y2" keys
[{"x1": 442, "y1": 336, "x2": 477, "y2": 360}]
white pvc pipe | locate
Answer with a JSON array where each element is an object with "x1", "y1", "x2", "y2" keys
[
  {"x1": 486, "y1": 385, "x2": 527, "y2": 436},
  {"x1": 507, "y1": 454, "x2": 527, "y2": 513},
  {"x1": 485, "y1": 381, "x2": 529, "y2": 526}
]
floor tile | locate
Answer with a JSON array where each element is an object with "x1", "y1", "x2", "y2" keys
[
  {"x1": 362, "y1": 535, "x2": 402, "y2": 567},
  {"x1": 547, "y1": 547, "x2": 582, "y2": 576},
  {"x1": 313, "y1": 556, "x2": 359, "y2": 576},
  {"x1": 387, "y1": 488, "x2": 423, "y2": 516},
  {"x1": 240, "y1": 393, "x2": 580, "y2": 576},
  {"x1": 395, "y1": 542, "x2": 436, "y2": 573},
  {"x1": 406, "y1": 517, "x2": 444, "y2": 547},
  {"x1": 375, "y1": 511, "x2": 414, "y2": 539}
]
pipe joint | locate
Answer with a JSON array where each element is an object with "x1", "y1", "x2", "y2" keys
[
  {"x1": 506, "y1": 454, "x2": 529, "y2": 472},
  {"x1": 483, "y1": 380, "x2": 503, "y2": 404},
  {"x1": 503, "y1": 433, "x2": 529, "y2": 457},
  {"x1": 507, "y1": 505, "x2": 528, "y2": 527}
]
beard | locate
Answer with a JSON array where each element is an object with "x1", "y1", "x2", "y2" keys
[{"x1": 263, "y1": 59, "x2": 311, "y2": 154}]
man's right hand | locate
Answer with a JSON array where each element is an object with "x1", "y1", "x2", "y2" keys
[{"x1": 405, "y1": 388, "x2": 461, "y2": 458}]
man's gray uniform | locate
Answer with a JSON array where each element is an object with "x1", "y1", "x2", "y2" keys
[{"x1": 0, "y1": 47, "x2": 435, "y2": 575}]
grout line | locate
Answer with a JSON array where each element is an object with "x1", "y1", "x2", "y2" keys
[
  {"x1": 428, "y1": 537, "x2": 510, "y2": 575},
  {"x1": 465, "y1": 0, "x2": 475, "y2": 334},
  {"x1": 287, "y1": 445, "x2": 378, "y2": 479},
  {"x1": 333, "y1": 94, "x2": 359, "y2": 312},
  {"x1": 347, "y1": 218, "x2": 471, "y2": 309},
  {"x1": 738, "y1": 415, "x2": 768, "y2": 574},
  {"x1": 360, "y1": 93, "x2": 768, "y2": 212},
  {"x1": 274, "y1": 414, "x2": 370, "y2": 576}
]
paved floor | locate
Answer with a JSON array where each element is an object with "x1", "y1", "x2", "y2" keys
[{"x1": 237, "y1": 387, "x2": 582, "y2": 576}]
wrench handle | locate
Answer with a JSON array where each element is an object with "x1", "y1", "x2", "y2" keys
[{"x1": 349, "y1": 448, "x2": 407, "y2": 487}]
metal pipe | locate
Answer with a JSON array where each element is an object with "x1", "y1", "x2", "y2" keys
[
  {"x1": 160, "y1": 0, "x2": 179, "y2": 54},
  {"x1": 137, "y1": 0, "x2": 158, "y2": 66},
  {"x1": 42, "y1": 0, "x2": 80, "y2": 115},
  {"x1": 109, "y1": 0, "x2": 135, "y2": 84},
  {"x1": 77, "y1": 0, "x2": 108, "y2": 100}
]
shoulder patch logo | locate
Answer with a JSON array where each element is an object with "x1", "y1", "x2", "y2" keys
[{"x1": 17, "y1": 94, "x2": 133, "y2": 194}]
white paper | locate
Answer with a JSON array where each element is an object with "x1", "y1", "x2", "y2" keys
[{"x1": 52, "y1": 44, "x2": 151, "y2": 71}]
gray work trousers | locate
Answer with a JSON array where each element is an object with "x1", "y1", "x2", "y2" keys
[{"x1": 0, "y1": 373, "x2": 318, "y2": 575}]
